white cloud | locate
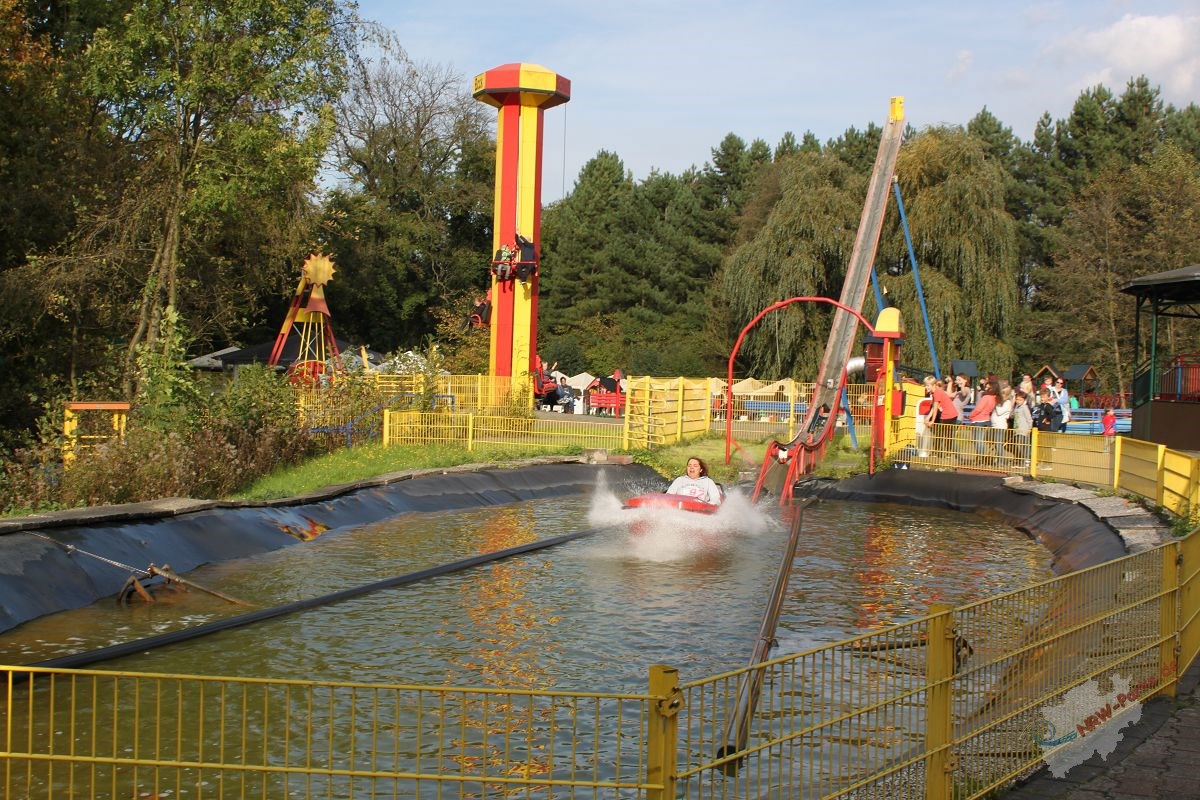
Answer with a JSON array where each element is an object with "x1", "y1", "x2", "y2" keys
[
  {"x1": 1049, "y1": 14, "x2": 1200, "y2": 98},
  {"x1": 947, "y1": 50, "x2": 974, "y2": 81}
]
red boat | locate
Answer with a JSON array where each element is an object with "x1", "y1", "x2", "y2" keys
[{"x1": 623, "y1": 493, "x2": 722, "y2": 515}]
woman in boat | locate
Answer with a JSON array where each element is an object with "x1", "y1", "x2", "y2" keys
[{"x1": 665, "y1": 457, "x2": 723, "y2": 505}]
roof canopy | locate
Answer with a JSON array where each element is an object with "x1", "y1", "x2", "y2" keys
[
  {"x1": 1062, "y1": 364, "x2": 1099, "y2": 382},
  {"x1": 1121, "y1": 264, "x2": 1200, "y2": 310}
]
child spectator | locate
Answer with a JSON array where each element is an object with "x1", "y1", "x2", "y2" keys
[
  {"x1": 1102, "y1": 407, "x2": 1117, "y2": 437},
  {"x1": 1012, "y1": 390, "x2": 1033, "y2": 467},
  {"x1": 1033, "y1": 389, "x2": 1062, "y2": 433}
]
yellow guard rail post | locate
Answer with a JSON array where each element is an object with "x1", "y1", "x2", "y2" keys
[
  {"x1": 647, "y1": 664, "x2": 681, "y2": 800},
  {"x1": 925, "y1": 603, "x2": 955, "y2": 800}
]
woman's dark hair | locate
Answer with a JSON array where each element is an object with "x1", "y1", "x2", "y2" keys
[{"x1": 688, "y1": 456, "x2": 709, "y2": 477}]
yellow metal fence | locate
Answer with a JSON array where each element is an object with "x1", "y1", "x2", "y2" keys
[
  {"x1": 891, "y1": 418, "x2": 1200, "y2": 523},
  {"x1": 382, "y1": 411, "x2": 626, "y2": 452},
  {"x1": 0, "y1": 667, "x2": 672, "y2": 799},
  {"x1": 624, "y1": 377, "x2": 712, "y2": 450},
  {"x1": 4, "y1": 529, "x2": 1198, "y2": 799},
  {"x1": 713, "y1": 380, "x2": 876, "y2": 445}
]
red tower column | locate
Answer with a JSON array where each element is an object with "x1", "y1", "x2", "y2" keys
[{"x1": 473, "y1": 63, "x2": 570, "y2": 393}]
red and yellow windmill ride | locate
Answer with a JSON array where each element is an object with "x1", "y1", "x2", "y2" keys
[
  {"x1": 472, "y1": 63, "x2": 570, "y2": 394},
  {"x1": 268, "y1": 253, "x2": 342, "y2": 384}
]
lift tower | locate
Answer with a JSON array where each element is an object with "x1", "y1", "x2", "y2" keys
[{"x1": 473, "y1": 63, "x2": 570, "y2": 391}]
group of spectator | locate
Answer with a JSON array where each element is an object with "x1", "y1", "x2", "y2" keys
[
  {"x1": 535, "y1": 359, "x2": 575, "y2": 413},
  {"x1": 916, "y1": 370, "x2": 1117, "y2": 466}
]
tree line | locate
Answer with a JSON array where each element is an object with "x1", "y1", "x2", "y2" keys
[{"x1": 3, "y1": 1, "x2": 1199, "y2": 450}]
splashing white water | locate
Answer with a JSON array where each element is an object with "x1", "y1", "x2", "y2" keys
[{"x1": 586, "y1": 476, "x2": 779, "y2": 562}]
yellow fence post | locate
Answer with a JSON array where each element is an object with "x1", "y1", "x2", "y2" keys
[
  {"x1": 676, "y1": 378, "x2": 684, "y2": 444},
  {"x1": 1160, "y1": 543, "x2": 1180, "y2": 698},
  {"x1": 467, "y1": 413, "x2": 474, "y2": 452},
  {"x1": 1113, "y1": 435, "x2": 1123, "y2": 490},
  {"x1": 62, "y1": 406, "x2": 78, "y2": 467},
  {"x1": 1190, "y1": 457, "x2": 1200, "y2": 521},
  {"x1": 382, "y1": 410, "x2": 391, "y2": 447},
  {"x1": 1180, "y1": 530, "x2": 1200, "y2": 679},
  {"x1": 788, "y1": 379, "x2": 797, "y2": 442},
  {"x1": 1157, "y1": 444, "x2": 1168, "y2": 507},
  {"x1": 1030, "y1": 428, "x2": 1040, "y2": 478},
  {"x1": 646, "y1": 664, "x2": 681, "y2": 800},
  {"x1": 925, "y1": 603, "x2": 955, "y2": 800},
  {"x1": 622, "y1": 391, "x2": 631, "y2": 450}
]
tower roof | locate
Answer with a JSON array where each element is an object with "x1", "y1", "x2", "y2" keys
[{"x1": 472, "y1": 63, "x2": 570, "y2": 108}]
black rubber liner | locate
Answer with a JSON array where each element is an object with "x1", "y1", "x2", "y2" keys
[
  {"x1": 800, "y1": 470, "x2": 1128, "y2": 573},
  {"x1": 0, "y1": 462, "x2": 660, "y2": 634}
]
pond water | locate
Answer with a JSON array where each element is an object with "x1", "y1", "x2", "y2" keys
[{"x1": 1, "y1": 484, "x2": 1053, "y2": 692}]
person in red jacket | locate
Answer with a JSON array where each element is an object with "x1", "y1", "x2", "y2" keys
[
  {"x1": 922, "y1": 375, "x2": 959, "y2": 457},
  {"x1": 967, "y1": 380, "x2": 999, "y2": 462}
]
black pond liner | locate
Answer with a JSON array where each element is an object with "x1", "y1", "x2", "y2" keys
[
  {"x1": 800, "y1": 469, "x2": 1129, "y2": 574},
  {"x1": 0, "y1": 461, "x2": 661, "y2": 637}
]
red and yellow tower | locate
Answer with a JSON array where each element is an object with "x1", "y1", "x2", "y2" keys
[{"x1": 472, "y1": 63, "x2": 570, "y2": 389}]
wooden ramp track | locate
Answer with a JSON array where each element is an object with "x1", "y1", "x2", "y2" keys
[{"x1": 756, "y1": 98, "x2": 905, "y2": 500}]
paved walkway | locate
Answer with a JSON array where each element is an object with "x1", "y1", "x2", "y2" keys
[
  {"x1": 1002, "y1": 658, "x2": 1200, "y2": 799},
  {"x1": 1001, "y1": 478, "x2": 1197, "y2": 799}
]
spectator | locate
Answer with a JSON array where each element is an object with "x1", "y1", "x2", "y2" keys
[
  {"x1": 951, "y1": 374, "x2": 973, "y2": 418},
  {"x1": 1101, "y1": 406, "x2": 1117, "y2": 437},
  {"x1": 1012, "y1": 390, "x2": 1033, "y2": 467},
  {"x1": 1101, "y1": 406, "x2": 1117, "y2": 452},
  {"x1": 990, "y1": 385, "x2": 1013, "y2": 464},
  {"x1": 1019, "y1": 373, "x2": 1035, "y2": 399},
  {"x1": 1053, "y1": 377, "x2": 1071, "y2": 429},
  {"x1": 556, "y1": 377, "x2": 574, "y2": 413},
  {"x1": 967, "y1": 380, "x2": 998, "y2": 461},
  {"x1": 923, "y1": 376, "x2": 958, "y2": 424},
  {"x1": 1033, "y1": 388, "x2": 1062, "y2": 433}
]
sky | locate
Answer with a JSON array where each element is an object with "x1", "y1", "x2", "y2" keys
[{"x1": 355, "y1": 1, "x2": 1200, "y2": 202}]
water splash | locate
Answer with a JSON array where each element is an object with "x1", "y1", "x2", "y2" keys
[{"x1": 586, "y1": 479, "x2": 780, "y2": 563}]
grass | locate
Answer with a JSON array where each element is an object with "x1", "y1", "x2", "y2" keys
[{"x1": 232, "y1": 442, "x2": 584, "y2": 501}]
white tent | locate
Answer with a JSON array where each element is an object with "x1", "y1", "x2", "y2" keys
[
  {"x1": 731, "y1": 378, "x2": 765, "y2": 393},
  {"x1": 567, "y1": 372, "x2": 596, "y2": 391}
]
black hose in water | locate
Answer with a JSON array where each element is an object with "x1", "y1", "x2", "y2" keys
[{"x1": 34, "y1": 526, "x2": 605, "y2": 670}]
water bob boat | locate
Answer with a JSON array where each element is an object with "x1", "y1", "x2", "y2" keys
[{"x1": 622, "y1": 492, "x2": 722, "y2": 515}]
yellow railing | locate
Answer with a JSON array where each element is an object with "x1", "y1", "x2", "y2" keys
[
  {"x1": 623, "y1": 377, "x2": 712, "y2": 450},
  {"x1": 5, "y1": 528, "x2": 1197, "y2": 799},
  {"x1": 891, "y1": 417, "x2": 1200, "y2": 524},
  {"x1": 679, "y1": 528, "x2": 1199, "y2": 798},
  {"x1": 712, "y1": 380, "x2": 876, "y2": 445},
  {"x1": 382, "y1": 410, "x2": 626, "y2": 452},
  {"x1": 373, "y1": 374, "x2": 530, "y2": 413},
  {"x1": 0, "y1": 665, "x2": 675, "y2": 799},
  {"x1": 61, "y1": 402, "x2": 129, "y2": 467}
]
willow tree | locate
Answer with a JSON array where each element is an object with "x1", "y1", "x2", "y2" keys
[
  {"x1": 719, "y1": 149, "x2": 866, "y2": 378},
  {"x1": 880, "y1": 126, "x2": 1020, "y2": 378},
  {"x1": 721, "y1": 125, "x2": 1019, "y2": 381},
  {"x1": 77, "y1": 0, "x2": 355, "y2": 393}
]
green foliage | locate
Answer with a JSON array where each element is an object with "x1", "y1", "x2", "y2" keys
[
  {"x1": 322, "y1": 34, "x2": 494, "y2": 353},
  {"x1": 539, "y1": 151, "x2": 726, "y2": 377},
  {"x1": 0, "y1": 366, "x2": 314, "y2": 514},
  {"x1": 1027, "y1": 142, "x2": 1200, "y2": 393},
  {"x1": 134, "y1": 306, "x2": 203, "y2": 431}
]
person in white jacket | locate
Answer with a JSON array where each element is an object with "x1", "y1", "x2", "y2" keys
[
  {"x1": 666, "y1": 457, "x2": 723, "y2": 505},
  {"x1": 990, "y1": 385, "x2": 1014, "y2": 465}
]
